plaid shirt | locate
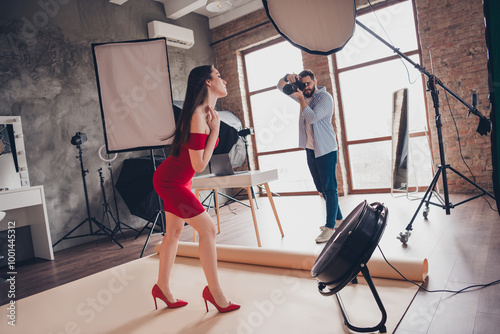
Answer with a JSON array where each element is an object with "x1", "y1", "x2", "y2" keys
[{"x1": 278, "y1": 84, "x2": 338, "y2": 158}]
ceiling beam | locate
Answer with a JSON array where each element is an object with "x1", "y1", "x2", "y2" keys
[
  {"x1": 109, "y1": 0, "x2": 129, "y2": 5},
  {"x1": 154, "y1": 0, "x2": 207, "y2": 20},
  {"x1": 209, "y1": 0, "x2": 263, "y2": 29}
]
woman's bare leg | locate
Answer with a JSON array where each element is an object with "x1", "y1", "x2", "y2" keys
[
  {"x1": 186, "y1": 211, "x2": 230, "y2": 308},
  {"x1": 156, "y1": 211, "x2": 185, "y2": 303}
]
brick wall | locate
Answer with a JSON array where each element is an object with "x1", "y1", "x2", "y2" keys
[
  {"x1": 211, "y1": 0, "x2": 493, "y2": 194},
  {"x1": 415, "y1": 0, "x2": 493, "y2": 193}
]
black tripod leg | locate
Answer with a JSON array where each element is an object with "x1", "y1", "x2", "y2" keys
[
  {"x1": 135, "y1": 220, "x2": 152, "y2": 239},
  {"x1": 447, "y1": 166, "x2": 497, "y2": 204},
  {"x1": 251, "y1": 186, "x2": 259, "y2": 209},
  {"x1": 405, "y1": 167, "x2": 442, "y2": 231},
  {"x1": 218, "y1": 192, "x2": 251, "y2": 208},
  {"x1": 52, "y1": 219, "x2": 89, "y2": 248},
  {"x1": 104, "y1": 207, "x2": 127, "y2": 245},
  {"x1": 91, "y1": 217, "x2": 123, "y2": 248},
  {"x1": 140, "y1": 211, "x2": 160, "y2": 258}
]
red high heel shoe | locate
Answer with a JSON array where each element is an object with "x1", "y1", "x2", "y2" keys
[
  {"x1": 202, "y1": 286, "x2": 240, "y2": 313},
  {"x1": 152, "y1": 284, "x2": 188, "y2": 309}
]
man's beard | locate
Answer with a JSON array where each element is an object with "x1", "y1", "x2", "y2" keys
[{"x1": 303, "y1": 86, "x2": 315, "y2": 98}]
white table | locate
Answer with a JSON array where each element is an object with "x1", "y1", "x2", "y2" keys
[
  {"x1": 0, "y1": 186, "x2": 54, "y2": 260},
  {"x1": 191, "y1": 169, "x2": 284, "y2": 247}
]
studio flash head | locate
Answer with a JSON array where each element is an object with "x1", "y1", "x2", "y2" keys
[
  {"x1": 71, "y1": 132, "x2": 87, "y2": 146},
  {"x1": 238, "y1": 127, "x2": 254, "y2": 137},
  {"x1": 283, "y1": 77, "x2": 306, "y2": 95}
]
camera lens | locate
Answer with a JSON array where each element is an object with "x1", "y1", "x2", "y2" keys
[{"x1": 283, "y1": 84, "x2": 296, "y2": 95}]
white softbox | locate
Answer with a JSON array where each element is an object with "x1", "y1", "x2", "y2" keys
[
  {"x1": 92, "y1": 38, "x2": 175, "y2": 153},
  {"x1": 262, "y1": 0, "x2": 356, "y2": 55}
]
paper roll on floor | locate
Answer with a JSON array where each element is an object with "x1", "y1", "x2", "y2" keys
[{"x1": 155, "y1": 241, "x2": 428, "y2": 282}]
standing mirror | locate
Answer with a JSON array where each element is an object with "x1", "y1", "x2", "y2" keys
[
  {"x1": 391, "y1": 89, "x2": 409, "y2": 196},
  {"x1": 0, "y1": 116, "x2": 29, "y2": 190}
]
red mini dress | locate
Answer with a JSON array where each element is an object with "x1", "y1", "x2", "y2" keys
[{"x1": 153, "y1": 133, "x2": 218, "y2": 219}]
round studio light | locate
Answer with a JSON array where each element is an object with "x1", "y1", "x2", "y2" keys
[{"x1": 206, "y1": 0, "x2": 232, "y2": 13}]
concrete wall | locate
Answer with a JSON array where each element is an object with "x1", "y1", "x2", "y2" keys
[{"x1": 0, "y1": 0, "x2": 215, "y2": 250}]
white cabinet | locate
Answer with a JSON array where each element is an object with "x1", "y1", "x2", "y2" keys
[{"x1": 0, "y1": 186, "x2": 54, "y2": 260}]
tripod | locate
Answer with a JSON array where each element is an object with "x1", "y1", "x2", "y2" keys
[
  {"x1": 134, "y1": 150, "x2": 165, "y2": 258},
  {"x1": 199, "y1": 134, "x2": 258, "y2": 212},
  {"x1": 219, "y1": 133, "x2": 280, "y2": 208},
  {"x1": 53, "y1": 145, "x2": 123, "y2": 248},
  {"x1": 354, "y1": 20, "x2": 496, "y2": 245},
  {"x1": 105, "y1": 162, "x2": 138, "y2": 239},
  {"x1": 98, "y1": 167, "x2": 138, "y2": 243},
  {"x1": 398, "y1": 76, "x2": 496, "y2": 243},
  {"x1": 241, "y1": 135, "x2": 280, "y2": 199}
]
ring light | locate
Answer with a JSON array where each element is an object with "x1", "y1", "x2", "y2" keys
[{"x1": 98, "y1": 145, "x2": 118, "y2": 162}]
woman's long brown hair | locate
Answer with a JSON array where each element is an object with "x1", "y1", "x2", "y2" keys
[{"x1": 168, "y1": 65, "x2": 213, "y2": 156}]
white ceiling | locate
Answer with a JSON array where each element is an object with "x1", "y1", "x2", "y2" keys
[{"x1": 154, "y1": 0, "x2": 263, "y2": 29}]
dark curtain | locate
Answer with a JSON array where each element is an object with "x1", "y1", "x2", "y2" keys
[{"x1": 484, "y1": 0, "x2": 500, "y2": 213}]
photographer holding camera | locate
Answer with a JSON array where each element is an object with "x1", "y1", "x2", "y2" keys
[{"x1": 277, "y1": 69, "x2": 343, "y2": 243}]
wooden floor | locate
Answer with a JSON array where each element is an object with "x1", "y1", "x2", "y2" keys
[{"x1": 1, "y1": 192, "x2": 499, "y2": 333}]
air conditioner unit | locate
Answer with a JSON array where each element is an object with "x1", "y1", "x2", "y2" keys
[{"x1": 147, "y1": 21, "x2": 195, "y2": 49}]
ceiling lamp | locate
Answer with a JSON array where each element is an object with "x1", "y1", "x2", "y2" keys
[{"x1": 206, "y1": 0, "x2": 232, "y2": 12}]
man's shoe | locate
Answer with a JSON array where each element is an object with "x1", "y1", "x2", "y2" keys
[
  {"x1": 315, "y1": 227, "x2": 335, "y2": 243},
  {"x1": 320, "y1": 219, "x2": 343, "y2": 230}
]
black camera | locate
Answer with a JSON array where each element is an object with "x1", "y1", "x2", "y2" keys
[
  {"x1": 71, "y1": 132, "x2": 87, "y2": 146},
  {"x1": 238, "y1": 127, "x2": 254, "y2": 137},
  {"x1": 283, "y1": 77, "x2": 306, "y2": 95}
]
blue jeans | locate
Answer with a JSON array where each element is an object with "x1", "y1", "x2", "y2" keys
[{"x1": 306, "y1": 149, "x2": 343, "y2": 229}]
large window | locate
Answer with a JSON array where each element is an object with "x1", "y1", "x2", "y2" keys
[
  {"x1": 335, "y1": 0, "x2": 432, "y2": 192},
  {"x1": 243, "y1": 40, "x2": 316, "y2": 194},
  {"x1": 241, "y1": 0, "x2": 432, "y2": 194}
]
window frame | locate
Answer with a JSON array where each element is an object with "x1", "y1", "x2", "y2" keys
[
  {"x1": 334, "y1": 0, "x2": 432, "y2": 193},
  {"x1": 241, "y1": 38, "x2": 319, "y2": 196}
]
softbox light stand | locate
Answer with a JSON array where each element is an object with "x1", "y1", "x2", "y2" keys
[
  {"x1": 53, "y1": 145, "x2": 123, "y2": 249},
  {"x1": 352, "y1": 20, "x2": 496, "y2": 244},
  {"x1": 199, "y1": 112, "x2": 253, "y2": 211},
  {"x1": 106, "y1": 161, "x2": 139, "y2": 239},
  {"x1": 92, "y1": 38, "x2": 175, "y2": 256}
]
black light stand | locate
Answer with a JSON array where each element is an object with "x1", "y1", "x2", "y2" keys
[
  {"x1": 220, "y1": 129, "x2": 259, "y2": 209},
  {"x1": 353, "y1": 20, "x2": 496, "y2": 245},
  {"x1": 220, "y1": 127, "x2": 280, "y2": 208},
  {"x1": 98, "y1": 167, "x2": 116, "y2": 232},
  {"x1": 199, "y1": 166, "x2": 251, "y2": 217},
  {"x1": 199, "y1": 129, "x2": 258, "y2": 212},
  {"x1": 98, "y1": 167, "x2": 137, "y2": 243},
  {"x1": 53, "y1": 141, "x2": 123, "y2": 249},
  {"x1": 240, "y1": 131, "x2": 280, "y2": 199},
  {"x1": 105, "y1": 162, "x2": 139, "y2": 239},
  {"x1": 135, "y1": 149, "x2": 165, "y2": 258}
]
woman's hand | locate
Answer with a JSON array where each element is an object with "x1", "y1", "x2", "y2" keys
[{"x1": 206, "y1": 106, "x2": 220, "y2": 134}]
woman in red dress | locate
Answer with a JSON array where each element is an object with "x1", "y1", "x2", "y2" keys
[{"x1": 152, "y1": 65, "x2": 240, "y2": 313}]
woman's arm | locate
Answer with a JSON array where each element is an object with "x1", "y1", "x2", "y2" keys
[{"x1": 189, "y1": 106, "x2": 220, "y2": 173}]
